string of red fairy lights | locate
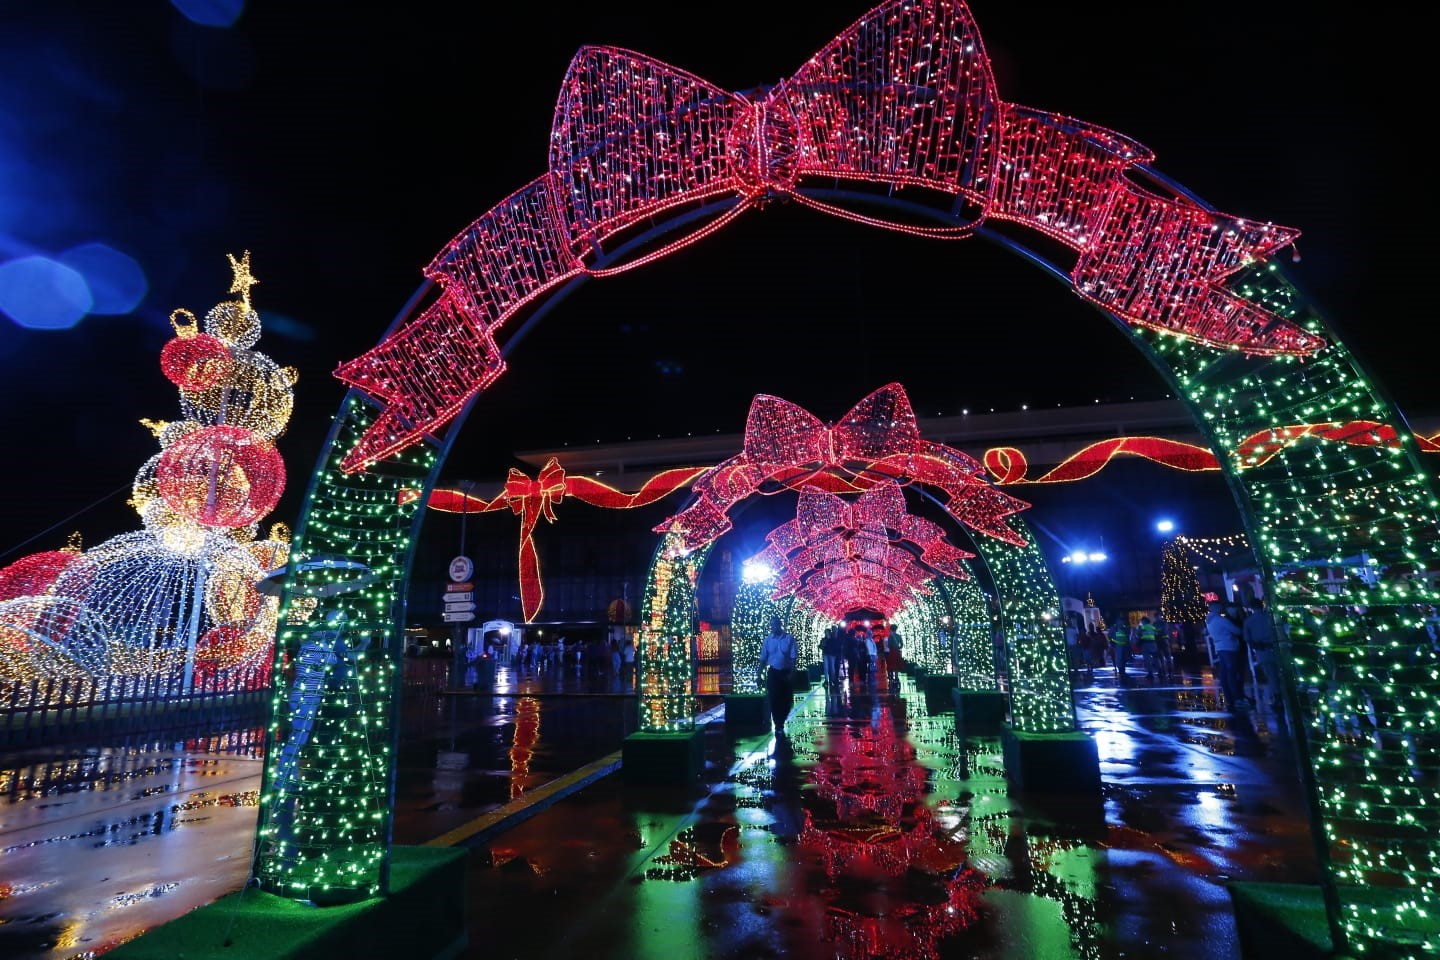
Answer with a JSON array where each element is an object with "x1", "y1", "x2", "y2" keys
[{"x1": 411, "y1": 421, "x2": 1440, "y2": 622}]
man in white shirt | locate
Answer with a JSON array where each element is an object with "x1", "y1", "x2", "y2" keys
[{"x1": 757, "y1": 616, "x2": 799, "y2": 733}]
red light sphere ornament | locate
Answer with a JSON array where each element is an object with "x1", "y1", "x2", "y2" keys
[
  {"x1": 156, "y1": 424, "x2": 285, "y2": 529},
  {"x1": 0, "y1": 550, "x2": 83, "y2": 601},
  {"x1": 160, "y1": 309, "x2": 233, "y2": 391}
]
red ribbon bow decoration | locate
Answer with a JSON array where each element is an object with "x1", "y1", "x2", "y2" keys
[
  {"x1": 656, "y1": 383, "x2": 1030, "y2": 554},
  {"x1": 502, "y1": 459, "x2": 567, "y2": 621},
  {"x1": 747, "y1": 481, "x2": 972, "y2": 617},
  {"x1": 333, "y1": 0, "x2": 1321, "y2": 474}
]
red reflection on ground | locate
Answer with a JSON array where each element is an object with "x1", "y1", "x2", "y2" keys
[
  {"x1": 797, "y1": 701, "x2": 985, "y2": 959},
  {"x1": 508, "y1": 696, "x2": 540, "y2": 798}
]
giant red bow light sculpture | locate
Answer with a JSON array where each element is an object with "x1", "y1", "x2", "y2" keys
[
  {"x1": 654, "y1": 382, "x2": 1030, "y2": 554},
  {"x1": 333, "y1": 0, "x2": 1321, "y2": 474},
  {"x1": 749, "y1": 481, "x2": 975, "y2": 617}
]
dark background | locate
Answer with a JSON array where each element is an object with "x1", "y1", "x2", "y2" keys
[{"x1": 0, "y1": 1, "x2": 1429, "y2": 584}]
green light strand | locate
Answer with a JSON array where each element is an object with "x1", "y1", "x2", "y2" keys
[{"x1": 1137, "y1": 258, "x2": 1440, "y2": 954}]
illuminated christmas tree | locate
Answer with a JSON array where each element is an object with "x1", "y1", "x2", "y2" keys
[{"x1": 1159, "y1": 537, "x2": 1207, "y2": 626}]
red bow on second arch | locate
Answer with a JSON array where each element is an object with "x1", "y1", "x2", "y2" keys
[
  {"x1": 502, "y1": 459, "x2": 567, "y2": 621},
  {"x1": 656, "y1": 383, "x2": 1030, "y2": 553},
  {"x1": 335, "y1": 0, "x2": 1321, "y2": 474}
]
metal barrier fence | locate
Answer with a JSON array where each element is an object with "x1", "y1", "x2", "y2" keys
[{"x1": 0, "y1": 668, "x2": 271, "y2": 749}]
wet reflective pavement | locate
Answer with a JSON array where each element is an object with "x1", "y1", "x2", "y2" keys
[
  {"x1": 448, "y1": 663, "x2": 1320, "y2": 960},
  {"x1": 0, "y1": 729, "x2": 265, "y2": 959},
  {"x1": 0, "y1": 659, "x2": 1322, "y2": 959}
]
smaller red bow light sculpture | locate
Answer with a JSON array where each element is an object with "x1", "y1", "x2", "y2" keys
[{"x1": 656, "y1": 383, "x2": 1029, "y2": 554}]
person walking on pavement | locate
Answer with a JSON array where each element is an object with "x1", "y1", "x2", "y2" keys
[
  {"x1": 1206, "y1": 600, "x2": 1249, "y2": 711},
  {"x1": 820, "y1": 623, "x2": 844, "y2": 688},
  {"x1": 758, "y1": 615, "x2": 799, "y2": 734},
  {"x1": 886, "y1": 625, "x2": 904, "y2": 674},
  {"x1": 862, "y1": 628, "x2": 879, "y2": 687},
  {"x1": 1243, "y1": 598, "x2": 1281, "y2": 710},
  {"x1": 840, "y1": 626, "x2": 858, "y2": 688},
  {"x1": 1135, "y1": 616, "x2": 1162, "y2": 681},
  {"x1": 1109, "y1": 616, "x2": 1134, "y2": 687}
]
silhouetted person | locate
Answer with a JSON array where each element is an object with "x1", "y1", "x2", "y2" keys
[
  {"x1": 1206, "y1": 600, "x2": 1248, "y2": 711},
  {"x1": 1243, "y1": 599, "x2": 1281, "y2": 710},
  {"x1": 1108, "y1": 617, "x2": 1133, "y2": 687},
  {"x1": 758, "y1": 616, "x2": 799, "y2": 733}
]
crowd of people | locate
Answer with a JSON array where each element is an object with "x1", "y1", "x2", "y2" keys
[
  {"x1": 818, "y1": 621, "x2": 904, "y2": 691},
  {"x1": 472, "y1": 630, "x2": 639, "y2": 689},
  {"x1": 1064, "y1": 601, "x2": 1283, "y2": 712}
]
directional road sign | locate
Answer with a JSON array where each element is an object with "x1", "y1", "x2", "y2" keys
[{"x1": 442, "y1": 611, "x2": 475, "y2": 623}]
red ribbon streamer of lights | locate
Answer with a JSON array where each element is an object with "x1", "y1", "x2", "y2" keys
[{"x1": 418, "y1": 423, "x2": 1440, "y2": 621}]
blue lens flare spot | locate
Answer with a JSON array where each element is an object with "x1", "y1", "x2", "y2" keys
[
  {"x1": 0, "y1": 256, "x2": 93, "y2": 330},
  {"x1": 170, "y1": 0, "x2": 245, "y2": 28},
  {"x1": 60, "y1": 243, "x2": 147, "y2": 315}
]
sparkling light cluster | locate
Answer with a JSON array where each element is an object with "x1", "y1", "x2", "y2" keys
[
  {"x1": 0, "y1": 254, "x2": 292, "y2": 694},
  {"x1": 1159, "y1": 537, "x2": 1208, "y2": 626},
  {"x1": 254, "y1": 396, "x2": 437, "y2": 902},
  {"x1": 893, "y1": 573, "x2": 994, "y2": 682},
  {"x1": 966, "y1": 514, "x2": 1076, "y2": 732},
  {"x1": 644, "y1": 384, "x2": 1071, "y2": 735},
  {"x1": 730, "y1": 579, "x2": 780, "y2": 695},
  {"x1": 745, "y1": 481, "x2": 976, "y2": 620},
  {"x1": 633, "y1": 529, "x2": 709, "y2": 732},
  {"x1": 655, "y1": 384, "x2": 1030, "y2": 557},
  {"x1": 1135, "y1": 257, "x2": 1440, "y2": 954}
]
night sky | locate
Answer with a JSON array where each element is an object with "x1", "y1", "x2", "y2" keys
[{"x1": 0, "y1": 0, "x2": 1430, "y2": 561}]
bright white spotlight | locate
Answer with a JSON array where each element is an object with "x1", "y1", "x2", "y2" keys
[
  {"x1": 742, "y1": 560, "x2": 775, "y2": 584},
  {"x1": 1069, "y1": 550, "x2": 1088, "y2": 564},
  {"x1": 1156, "y1": 519, "x2": 1175, "y2": 533},
  {"x1": 1088, "y1": 551, "x2": 1108, "y2": 563}
]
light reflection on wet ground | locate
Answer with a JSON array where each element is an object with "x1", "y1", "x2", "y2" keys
[
  {"x1": 0, "y1": 729, "x2": 264, "y2": 960},
  {"x1": 0, "y1": 660, "x2": 1322, "y2": 959},
  {"x1": 452, "y1": 665, "x2": 1320, "y2": 960}
]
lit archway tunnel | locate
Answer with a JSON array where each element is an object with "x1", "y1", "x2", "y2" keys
[
  {"x1": 635, "y1": 396, "x2": 1074, "y2": 737},
  {"x1": 251, "y1": 1, "x2": 1439, "y2": 952}
]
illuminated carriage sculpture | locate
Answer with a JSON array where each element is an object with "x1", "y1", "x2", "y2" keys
[{"x1": 255, "y1": 1, "x2": 1437, "y2": 951}]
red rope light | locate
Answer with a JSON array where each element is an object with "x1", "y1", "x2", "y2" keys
[{"x1": 334, "y1": 0, "x2": 1321, "y2": 474}]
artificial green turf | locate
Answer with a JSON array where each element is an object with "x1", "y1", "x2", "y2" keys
[{"x1": 106, "y1": 845, "x2": 468, "y2": 960}]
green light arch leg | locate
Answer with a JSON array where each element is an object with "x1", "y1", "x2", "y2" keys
[{"x1": 1130, "y1": 261, "x2": 1440, "y2": 955}]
